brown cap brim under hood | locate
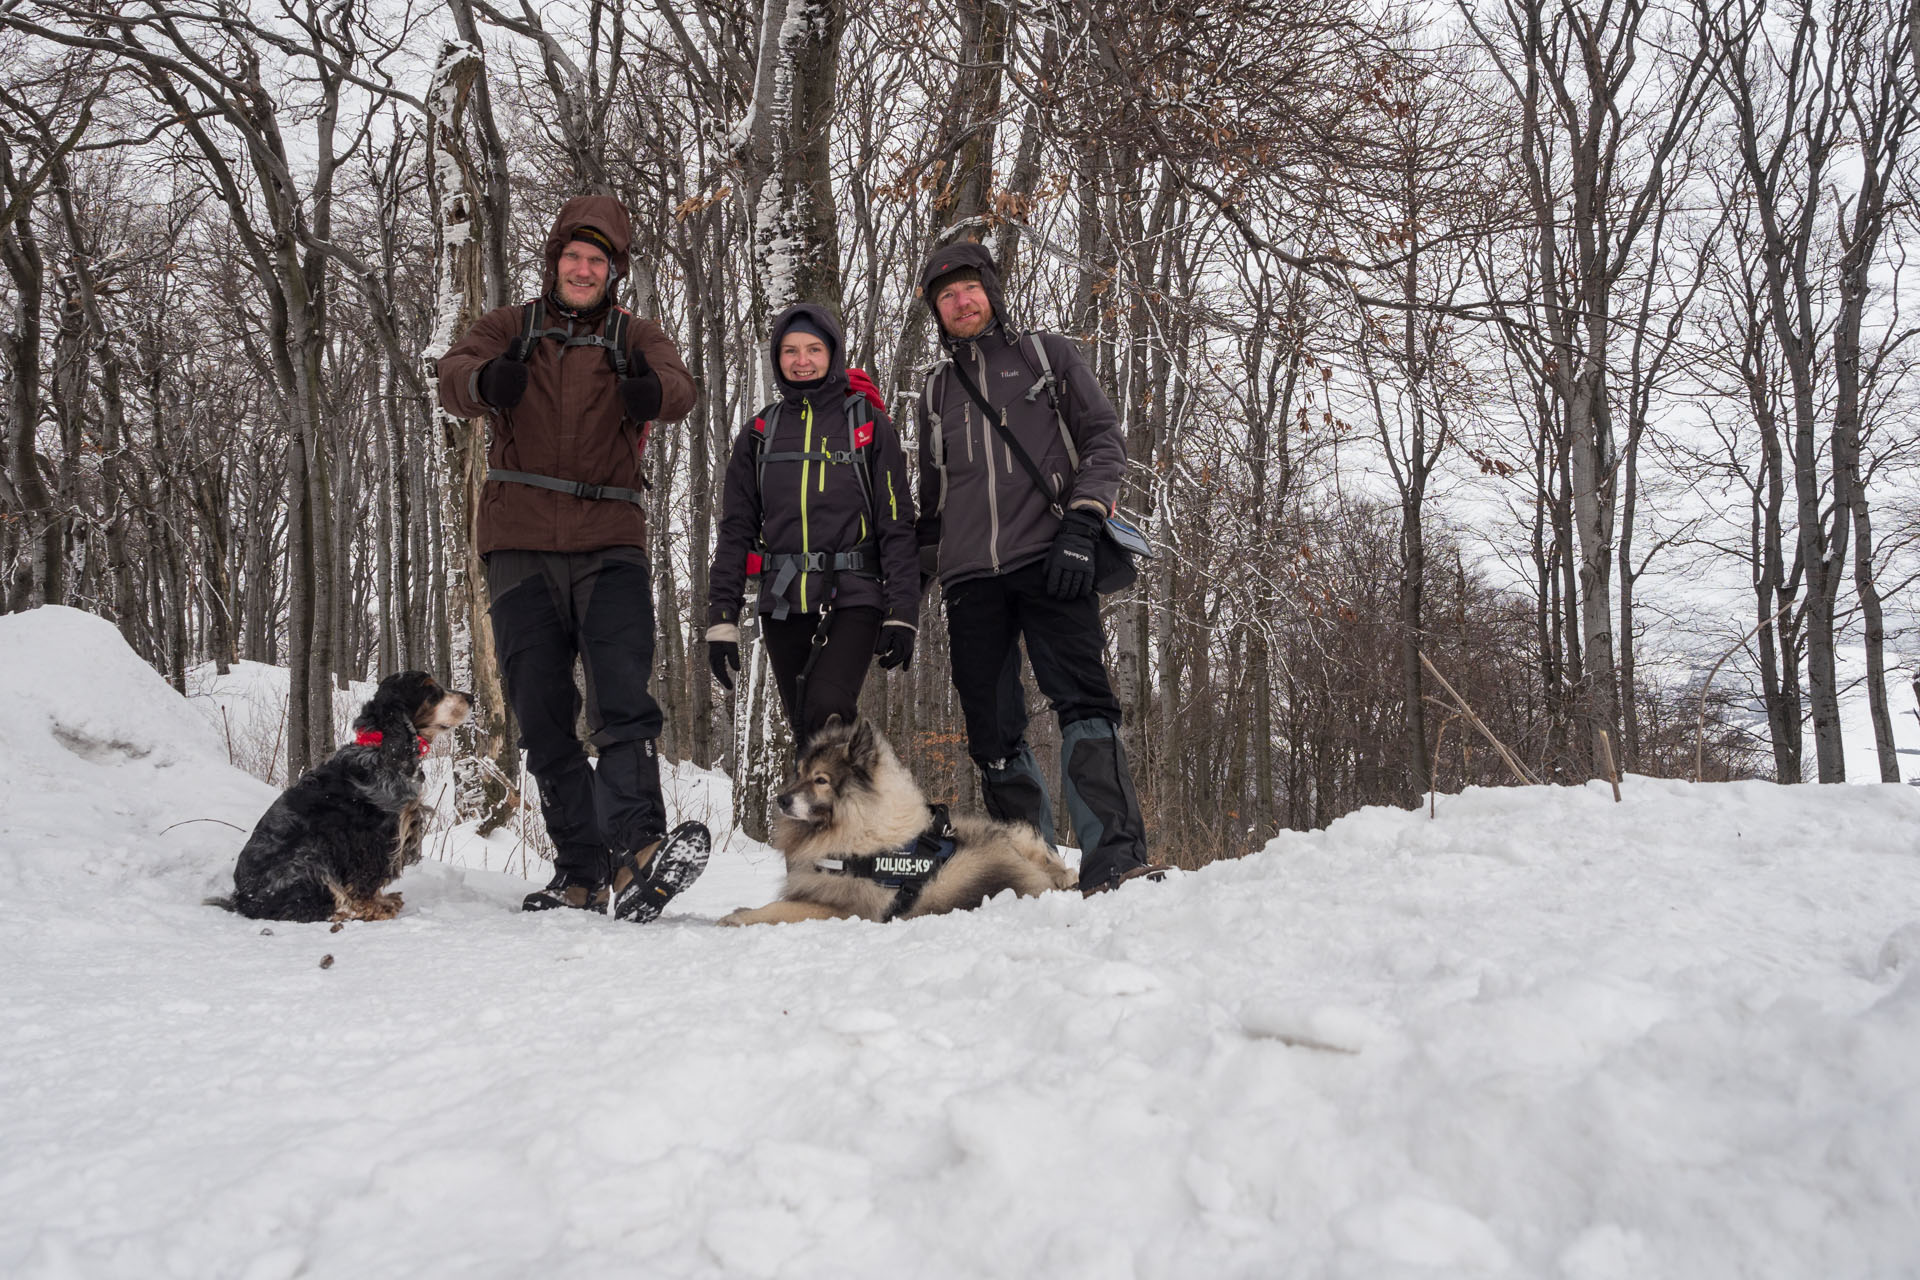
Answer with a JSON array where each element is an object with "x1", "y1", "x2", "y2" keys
[
  {"x1": 918, "y1": 241, "x2": 1015, "y2": 341},
  {"x1": 542, "y1": 195, "x2": 633, "y2": 293}
]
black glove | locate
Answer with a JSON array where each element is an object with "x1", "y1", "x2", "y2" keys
[
  {"x1": 917, "y1": 543, "x2": 939, "y2": 593},
  {"x1": 874, "y1": 625, "x2": 914, "y2": 671},
  {"x1": 620, "y1": 370, "x2": 662, "y2": 422},
  {"x1": 708, "y1": 639, "x2": 740, "y2": 690},
  {"x1": 1045, "y1": 510, "x2": 1102, "y2": 601},
  {"x1": 477, "y1": 357, "x2": 528, "y2": 410}
]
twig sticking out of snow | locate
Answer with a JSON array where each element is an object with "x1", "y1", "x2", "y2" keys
[
  {"x1": 160, "y1": 818, "x2": 247, "y2": 835},
  {"x1": 1598, "y1": 729, "x2": 1622, "y2": 802},
  {"x1": 1421, "y1": 652, "x2": 1541, "y2": 787}
]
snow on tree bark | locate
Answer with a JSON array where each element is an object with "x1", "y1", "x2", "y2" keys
[
  {"x1": 734, "y1": 0, "x2": 844, "y2": 323},
  {"x1": 425, "y1": 39, "x2": 519, "y2": 834}
]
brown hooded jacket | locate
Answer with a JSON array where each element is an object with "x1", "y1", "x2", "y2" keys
[{"x1": 437, "y1": 195, "x2": 695, "y2": 555}]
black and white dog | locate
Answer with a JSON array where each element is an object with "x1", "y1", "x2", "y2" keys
[{"x1": 210, "y1": 671, "x2": 471, "y2": 922}]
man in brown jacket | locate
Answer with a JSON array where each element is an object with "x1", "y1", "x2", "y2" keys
[{"x1": 437, "y1": 195, "x2": 709, "y2": 919}]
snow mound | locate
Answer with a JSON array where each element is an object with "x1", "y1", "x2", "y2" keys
[
  {"x1": 3, "y1": 603, "x2": 1920, "y2": 1278},
  {"x1": 0, "y1": 605, "x2": 228, "y2": 769},
  {"x1": 0, "y1": 606, "x2": 275, "y2": 903}
]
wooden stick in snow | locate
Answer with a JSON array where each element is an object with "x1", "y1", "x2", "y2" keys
[
  {"x1": 1419, "y1": 652, "x2": 1540, "y2": 787},
  {"x1": 1598, "y1": 729, "x2": 1621, "y2": 802}
]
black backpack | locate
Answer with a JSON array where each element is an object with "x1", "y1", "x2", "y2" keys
[
  {"x1": 485, "y1": 299, "x2": 650, "y2": 507},
  {"x1": 506, "y1": 296, "x2": 633, "y2": 380}
]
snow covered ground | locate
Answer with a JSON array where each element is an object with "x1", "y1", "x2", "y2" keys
[{"x1": 3, "y1": 604, "x2": 1919, "y2": 1279}]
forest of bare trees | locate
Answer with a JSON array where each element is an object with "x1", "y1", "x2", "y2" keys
[{"x1": 2, "y1": 0, "x2": 1916, "y2": 866}]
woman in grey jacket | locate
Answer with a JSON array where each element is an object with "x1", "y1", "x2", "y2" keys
[{"x1": 704, "y1": 304, "x2": 920, "y2": 745}]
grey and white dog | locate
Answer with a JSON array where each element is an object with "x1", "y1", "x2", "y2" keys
[{"x1": 719, "y1": 717, "x2": 1076, "y2": 926}]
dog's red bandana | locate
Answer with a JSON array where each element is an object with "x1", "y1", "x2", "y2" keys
[{"x1": 356, "y1": 728, "x2": 430, "y2": 757}]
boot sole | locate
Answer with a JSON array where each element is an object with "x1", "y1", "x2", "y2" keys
[{"x1": 612, "y1": 821, "x2": 711, "y2": 923}]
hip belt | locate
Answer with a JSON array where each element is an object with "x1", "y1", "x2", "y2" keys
[
  {"x1": 753, "y1": 541, "x2": 879, "y2": 619},
  {"x1": 488, "y1": 469, "x2": 645, "y2": 507}
]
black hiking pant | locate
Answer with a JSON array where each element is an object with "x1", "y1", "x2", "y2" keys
[
  {"x1": 760, "y1": 605, "x2": 883, "y2": 748},
  {"x1": 486, "y1": 546, "x2": 665, "y2": 883},
  {"x1": 943, "y1": 559, "x2": 1149, "y2": 890}
]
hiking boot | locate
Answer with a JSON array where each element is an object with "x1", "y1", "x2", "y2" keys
[
  {"x1": 521, "y1": 870, "x2": 610, "y2": 913},
  {"x1": 1080, "y1": 861, "x2": 1171, "y2": 898},
  {"x1": 611, "y1": 821, "x2": 712, "y2": 923}
]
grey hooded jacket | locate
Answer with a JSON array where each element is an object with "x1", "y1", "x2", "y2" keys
[{"x1": 913, "y1": 243, "x2": 1125, "y2": 588}]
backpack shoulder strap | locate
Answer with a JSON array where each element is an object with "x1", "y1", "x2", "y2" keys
[
  {"x1": 603, "y1": 307, "x2": 630, "y2": 379},
  {"x1": 507, "y1": 299, "x2": 542, "y2": 362},
  {"x1": 750, "y1": 402, "x2": 781, "y2": 506},
  {"x1": 920, "y1": 359, "x2": 951, "y2": 516},
  {"x1": 844, "y1": 392, "x2": 877, "y2": 526},
  {"x1": 1024, "y1": 333, "x2": 1079, "y2": 470}
]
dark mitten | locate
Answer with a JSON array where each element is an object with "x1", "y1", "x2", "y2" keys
[
  {"x1": 620, "y1": 371, "x2": 662, "y2": 422},
  {"x1": 918, "y1": 543, "x2": 939, "y2": 593},
  {"x1": 478, "y1": 357, "x2": 528, "y2": 409},
  {"x1": 708, "y1": 639, "x2": 740, "y2": 690},
  {"x1": 874, "y1": 625, "x2": 914, "y2": 671},
  {"x1": 1045, "y1": 510, "x2": 1103, "y2": 600}
]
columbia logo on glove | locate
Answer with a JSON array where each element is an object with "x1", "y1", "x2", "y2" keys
[{"x1": 1044, "y1": 510, "x2": 1104, "y2": 600}]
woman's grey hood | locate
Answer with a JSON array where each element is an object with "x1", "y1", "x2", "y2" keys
[{"x1": 768, "y1": 302, "x2": 850, "y2": 405}]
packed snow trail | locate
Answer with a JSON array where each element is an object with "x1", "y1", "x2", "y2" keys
[{"x1": 3, "y1": 606, "x2": 1918, "y2": 1279}]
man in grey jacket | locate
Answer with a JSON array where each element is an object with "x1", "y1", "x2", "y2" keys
[{"x1": 914, "y1": 242, "x2": 1164, "y2": 895}]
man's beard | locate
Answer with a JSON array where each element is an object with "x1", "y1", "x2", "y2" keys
[{"x1": 553, "y1": 280, "x2": 608, "y2": 315}]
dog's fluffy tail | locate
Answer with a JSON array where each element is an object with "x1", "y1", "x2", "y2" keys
[{"x1": 202, "y1": 895, "x2": 238, "y2": 912}]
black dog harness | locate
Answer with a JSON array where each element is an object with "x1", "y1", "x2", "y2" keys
[{"x1": 815, "y1": 804, "x2": 958, "y2": 922}]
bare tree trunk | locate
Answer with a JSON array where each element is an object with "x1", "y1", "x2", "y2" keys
[
  {"x1": 446, "y1": 0, "x2": 512, "y2": 309},
  {"x1": 0, "y1": 164, "x2": 61, "y2": 608},
  {"x1": 426, "y1": 40, "x2": 519, "y2": 831},
  {"x1": 677, "y1": 209, "x2": 726, "y2": 768},
  {"x1": 885, "y1": 0, "x2": 1010, "y2": 397},
  {"x1": 374, "y1": 371, "x2": 398, "y2": 677},
  {"x1": 1706, "y1": 0, "x2": 1847, "y2": 780},
  {"x1": 741, "y1": 0, "x2": 846, "y2": 318},
  {"x1": 1464, "y1": 0, "x2": 1716, "y2": 773},
  {"x1": 1832, "y1": 17, "x2": 1916, "y2": 783}
]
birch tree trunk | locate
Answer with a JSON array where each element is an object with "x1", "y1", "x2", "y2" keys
[
  {"x1": 741, "y1": 0, "x2": 845, "y2": 319},
  {"x1": 425, "y1": 40, "x2": 519, "y2": 832},
  {"x1": 723, "y1": 0, "x2": 844, "y2": 835}
]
